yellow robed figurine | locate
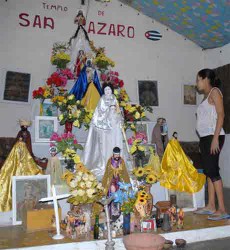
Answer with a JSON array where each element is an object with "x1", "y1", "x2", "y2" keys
[
  {"x1": 102, "y1": 147, "x2": 130, "y2": 221},
  {"x1": 0, "y1": 139, "x2": 41, "y2": 212},
  {"x1": 102, "y1": 147, "x2": 130, "y2": 195},
  {"x1": 160, "y1": 138, "x2": 206, "y2": 193}
]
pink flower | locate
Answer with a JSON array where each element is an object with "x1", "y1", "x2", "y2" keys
[
  {"x1": 128, "y1": 137, "x2": 133, "y2": 145},
  {"x1": 50, "y1": 132, "x2": 59, "y2": 141},
  {"x1": 50, "y1": 142, "x2": 55, "y2": 147},
  {"x1": 61, "y1": 133, "x2": 68, "y2": 139},
  {"x1": 73, "y1": 139, "x2": 78, "y2": 144},
  {"x1": 136, "y1": 132, "x2": 147, "y2": 143}
]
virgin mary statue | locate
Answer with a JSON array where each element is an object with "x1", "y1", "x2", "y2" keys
[{"x1": 82, "y1": 83, "x2": 124, "y2": 180}]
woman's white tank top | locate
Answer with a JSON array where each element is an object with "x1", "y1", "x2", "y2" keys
[{"x1": 196, "y1": 87, "x2": 225, "y2": 137}]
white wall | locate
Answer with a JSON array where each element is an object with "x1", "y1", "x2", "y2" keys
[
  {"x1": 0, "y1": 0, "x2": 204, "y2": 141},
  {"x1": 203, "y1": 43, "x2": 230, "y2": 187}
]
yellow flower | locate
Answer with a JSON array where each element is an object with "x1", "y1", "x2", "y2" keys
[
  {"x1": 67, "y1": 94, "x2": 75, "y2": 100},
  {"x1": 137, "y1": 145, "x2": 145, "y2": 151},
  {"x1": 114, "y1": 89, "x2": 119, "y2": 96},
  {"x1": 130, "y1": 123, "x2": 135, "y2": 130},
  {"x1": 144, "y1": 165, "x2": 153, "y2": 174},
  {"x1": 130, "y1": 145, "x2": 137, "y2": 154},
  {"x1": 120, "y1": 101, "x2": 126, "y2": 107},
  {"x1": 134, "y1": 112, "x2": 140, "y2": 119},
  {"x1": 58, "y1": 114, "x2": 64, "y2": 121},
  {"x1": 141, "y1": 112, "x2": 146, "y2": 118},
  {"x1": 137, "y1": 197, "x2": 147, "y2": 205},
  {"x1": 146, "y1": 174, "x2": 157, "y2": 184},
  {"x1": 73, "y1": 120, "x2": 80, "y2": 127},
  {"x1": 73, "y1": 154, "x2": 81, "y2": 164},
  {"x1": 130, "y1": 107, "x2": 137, "y2": 113},
  {"x1": 135, "y1": 167, "x2": 145, "y2": 177}
]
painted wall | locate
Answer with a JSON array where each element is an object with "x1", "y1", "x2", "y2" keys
[
  {"x1": 203, "y1": 43, "x2": 230, "y2": 188},
  {"x1": 1, "y1": 0, "x2": 203, "y2": 141}
]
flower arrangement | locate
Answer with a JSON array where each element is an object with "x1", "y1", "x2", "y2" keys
[
  {"x1": 52, "y1": 94, "x2": 93, "y2": 129},
  {"x1": 51, "y1": 42, "x2": 71, "y2": 69},
  {"x1": 133, "y1": 165, "x2": 158, "y2": 185},
  {"x1": 93, "y1": 53, "x2": 115, "y2": 70},
  {"x1": 47, "y1": 69, "x2": 74, "y2": 88},
  {"x1": 100, "y1": 71, "x2": 124, "y2": 89},
  {"x1": 32, "y1": 85, "x2": 53, "y2": 100},
  {"x1": 112, "y1": 182, "x2": 150, "y2": 215},
  {"x1": 63, "y1": 163, "x2": 104, "y2": 205},
  {"x1": 50, "y1": 132, "x2": 83, "y2": 159},
  {"x1": 128, "y1": 132, "x2": 147, "y2": 156}
]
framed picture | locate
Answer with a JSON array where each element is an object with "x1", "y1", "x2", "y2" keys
[
  {"x1": 35, "y1": 116, "x2": 58, "y2": 143},
  {"x1": 12, "y1": 175, "x2": 51, "y2": 225},
  {"x1": 138, "y1": 80, "x2": 158, "y2": 107},
  {"x1": 42, "y1": 99, "x2": 58, "y2": 116},
  {"x1": 183, "y1": 84, "x2": 197, "y2": 105},
  {"x1": 0, "y1": 69, "x2": 31, "y2": 104}
]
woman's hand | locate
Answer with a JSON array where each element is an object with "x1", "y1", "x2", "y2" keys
[{"x1": 210, "y1": 137, "x2": 220, "y2": 155}]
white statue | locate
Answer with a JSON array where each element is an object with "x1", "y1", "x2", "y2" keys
[{"x1": 82, "y1": 83, "x2": 124, "y2": 180}]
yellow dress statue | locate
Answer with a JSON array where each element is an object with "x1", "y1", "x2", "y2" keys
[
  {"x1": 0, "y1": 140, "x2": 41, "y2": 212},
  {"x1": 160, "y1": 138, "x2": 206, "y2": 193}
]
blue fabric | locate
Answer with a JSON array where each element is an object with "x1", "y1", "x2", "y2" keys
[{"x1": 69, "y1": 66, "x2": 103, "y2": 100}]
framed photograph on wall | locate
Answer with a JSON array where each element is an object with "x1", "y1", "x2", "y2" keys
[
  {"x1": 138, "y1": 80, "x2": 159, "y2": 107},
  {"x1": 35, "y1": 116, "x2": 58, "y2": 143},
  {"x1": 12, "y1": 175, "x2": 51, "y2": 225},
  {"x1": 183, "y1": 84, "x2": 197, "y2": 105},
  {"x1": 0, "y1": 69, "x2": 31, "y2": 104}
]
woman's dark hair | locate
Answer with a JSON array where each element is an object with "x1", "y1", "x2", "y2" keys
[
  {"x1": 102, "y1": 82, "x2": 114, "y2": 94},
  {"x1": 197, "y1": 68, "x2": 221, "y2": 88}
]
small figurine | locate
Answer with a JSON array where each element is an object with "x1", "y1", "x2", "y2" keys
[
  {"x1": 45, "y1": 146, "x2": 64, "y2": 185},
  {"x1": 177, "y1": 208, "x2": 184, "y2": 229},
  {"x1": 74, "y1": 49, "x2": 86, "y2": 77},
  {"x1": 74, "y1": 10, "x2": 86, "y2": 27},
  {"x1": 168, "y1": 205, "x2": 177, "y2": 226},
  {"x1": 102, "y1": 147, "x2": 130, "y2": 221}
]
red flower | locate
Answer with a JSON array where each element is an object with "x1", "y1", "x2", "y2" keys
[{"x1": 119, "y1": 80, "x2": 124, "y2": 88}]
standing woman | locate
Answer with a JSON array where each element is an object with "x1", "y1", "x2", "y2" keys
[{"x1": 195, "y1": 68, "x2": 229, "y2": 220}]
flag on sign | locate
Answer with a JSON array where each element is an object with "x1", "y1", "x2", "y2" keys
[{"x1": 145, "y1": 30, "x2": 162, "y2": 41}]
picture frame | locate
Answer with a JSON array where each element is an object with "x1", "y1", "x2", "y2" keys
[
  {"x1": 126, "y1": 121, "x2": 156, "y2": 143},
  {"x1": 138, "y1": 80, "x2": 159, "y2": 107},
  {"x1": 35, "y1": 116, "x2": 58, "y2": 143},
  {"x1": 42, "y1": 99, "x2": 58, "y2": 117},
  {"x1": 183, "y1": 84, "x2": 197, "y2": 105},
  {"x1": 12, "y1": 175, "x2": 51, "y2": 225},
  {"x1": 0, "y1": 68, "x2": 31, "y2": 104}
]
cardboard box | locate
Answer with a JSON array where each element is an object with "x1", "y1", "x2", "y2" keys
[{"x1": 22, "y1": 204, "x2": 61, "y2": 232}]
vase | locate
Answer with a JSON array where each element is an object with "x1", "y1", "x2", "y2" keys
[
  {"x1": 123, "y1": 213, "x2": 131, "y2": 235},
  {"x1": 39, "y1": 99, "x2": 44, "y2": 115},
  {"x1": 144, "y1": 184, "x2": 153, "y2": 217},
  {"x1": 65, "y1": 121, "x2": 73, "y2": 133}
]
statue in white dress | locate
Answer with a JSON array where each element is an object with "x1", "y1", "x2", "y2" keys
[{"x1": 82, "y1": 83, "x2": 124, "y2": 180}]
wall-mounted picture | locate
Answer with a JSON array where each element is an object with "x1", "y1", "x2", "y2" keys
[
  {"x1": 183, "y1": 84, "x2": 197, "y2": 105},
  {"x1": 35, "y1": 116, "x2": 58, "y2": 143},
  {"x1": 0, "y1": 70, "x2": 31, "y2": 104},
  {"x1": 12, "y1": 175, "x2": 51, "y2": 225},
  {"x1": 138, "y1": 80, "x2": 158, "y2": 107}
]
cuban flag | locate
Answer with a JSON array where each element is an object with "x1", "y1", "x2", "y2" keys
[{"x1": 145, "y1": 30, "x2": 162, "y2": 41}]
